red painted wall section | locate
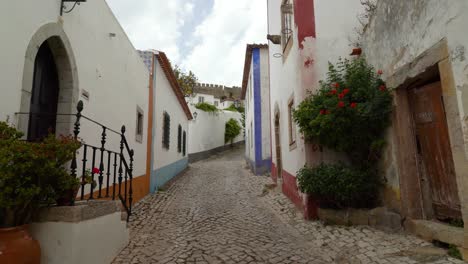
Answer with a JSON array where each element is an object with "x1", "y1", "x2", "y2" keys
[
  {"x1": 294, "y1": 0, "x2": 316, "y2": 49},
  {"x1": 271, "y1": 163, "x2": 278, "y2": 183},
  {"x1": 281, "y1": 170, "x2": 303, "y2": 210}
]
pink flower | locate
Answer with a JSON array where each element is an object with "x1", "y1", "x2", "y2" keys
[
  {"x1": 343, "y1": 88, "x2": 350, "y2": 95},
  {"x1": 329, "y1": 89, "x2": 338, "y2": 95},
  {"x1": 350, "y1": 102, "x2": 358, "y2": 108},
  {"x1": 338, "y1": 101, "x2": 345, "y2": 108},
  {"x1": 377, "y1": 70, "x2": 383, "y2": 75},
  {"x1": 332, "y1": 82, "x2": 340, "y2": 88},
  {"x1": 338, "y1": 93, "x2": 345, "y2": 99},
  {"x1": 379, "y1": 85, "x2": 386, "y2": 91},
  {"x1": 92, "y1": 167, "x2": 100, "y2": 174}
]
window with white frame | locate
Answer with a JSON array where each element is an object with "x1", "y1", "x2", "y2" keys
[
  {"x1": 214, "y1": 101, "x2": 219, "y2": 107},
  {"x1": 198, "y1": 96, "x2": 205, "y2": 103}
]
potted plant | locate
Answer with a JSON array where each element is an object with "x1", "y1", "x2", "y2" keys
[
  {"x1": 0, "y1": 122, "x2": 80, "y2": 263},
  {"x1": 56, "y1": 168, "x2": 98, "y2": 206}
]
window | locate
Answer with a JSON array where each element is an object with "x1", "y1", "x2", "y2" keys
[
  {"x1": 198, "y1": 96, "x2": 205, "y2": 103},
  {"x1": 177, "y1": 125, "x2": 182, "y2": 153},
  {"x1": 136, "y1": 107, "x2": 144, "y2": 143},
  {"x1": 162, "y1": 112, "x2": 170, "y2": 149},
  {"x1": 281, "y1": 0, "x2": 293, "y2": 52},
  {"x1": 288, "y1": 98, "x2": 296, "y2": 149},
  {"x1": 214, "y1": 101, "x2": 219, "y2": 107},
  {"x1": 182, "y1": 131, "x2": 187, "y2": 156}
]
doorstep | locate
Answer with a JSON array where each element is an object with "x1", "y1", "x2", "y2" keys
[{"x1": 404, "y1": 219, "x2": 463, "y2": 247}]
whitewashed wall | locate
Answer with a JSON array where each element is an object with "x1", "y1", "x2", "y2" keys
[
  {"x1": 0, "y1": 0, "x2": 149, "y2": 186},
  {"x1": 188, "y1": 106, "x2": 243, "y2": 155},
  {"x1": 153, "y1": 59, "x2": 189, "y2": 170}
]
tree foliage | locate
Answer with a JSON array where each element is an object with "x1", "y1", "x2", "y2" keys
[{"x1": 174, "y1": 65, "x2": 198, "y2": 96}]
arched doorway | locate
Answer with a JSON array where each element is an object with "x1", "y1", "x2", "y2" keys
[
  {"x1": 19, "y1": 23, "x2": 79, "y2": 139},
  {"x1": 27, "y1": 42, "x2": 60, "y2": 141}
]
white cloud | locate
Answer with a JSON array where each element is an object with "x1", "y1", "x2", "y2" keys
[
  {"x1": 106, "y1": 0, "x2": 267, "y2": 87},
  {"x1": 182, "y1": 0, "x2": 267, "y2": 87},
  {"x1": 107, "y1": 0, "x2": 194, "y2": 62}
]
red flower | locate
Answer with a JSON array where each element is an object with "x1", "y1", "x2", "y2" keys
[
  {"x1": 332, "y1": 82, "x2": 340, "y2": 88},
  {"x1": 343, "y1": 88, "x2": 350, "y2": 95},
  {"x1": 92, "y1": 167, "x2": 100, "y2": 174},
  {"x1": 377, "y1": 70, "x2": 383, "y2": 75},
  {"x1": 338, "y1": 101, "x2": 345, "y2": 108},
  {"x1": 329, "y1": 89, "x2": 338, "y2": 95},
  {"x1": 320, "y1": 110, "x2": 326, "y2": 115},
  {"x1": 350, "y1": 102, "x2": 358, "y2": 108},
  {"x1": 379, "y1": 85, "x2": 386, "y2": 91},
  {"x1": 338, "y1": 93, "x2": 345, "y2": 99}
]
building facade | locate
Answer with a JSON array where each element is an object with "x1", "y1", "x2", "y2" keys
[
  {"x1": 186, "y1": 83, "x2": 242, "y2": 109},
  {"x1": 242, "y1": 44, "x2": 271, "y2": 175},
  {"x1": 0, "y1": 0, "x2": 153, "y2": 203},
  {"x1": 361, "y1": 0, "x2": 468, "y2": 257},
  {"x1": 267, "y1": 0, "x2": 364, "y2": 210},
  {"x1": 139, "y1": 50, "x2": 193, "y2": 193}
]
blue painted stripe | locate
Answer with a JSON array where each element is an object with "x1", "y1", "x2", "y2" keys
[
  {"x1": 150, "y1": 158, "x2": 188, "y2": 193},
  {"x1": 253, "y1": 48, "x2": 262, "y2": 167}
]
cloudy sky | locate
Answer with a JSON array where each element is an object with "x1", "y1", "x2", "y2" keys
[{"x1": 107, "y1": 0, "x2": 268, "y2": 87}]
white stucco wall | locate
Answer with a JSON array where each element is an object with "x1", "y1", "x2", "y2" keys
[
  {"x1": 31, "y1": 212, "x2": 128, "y2": 264},
  {"x1": 153, "y1": 59, "x2": 189, "y2": 170},
  {"x1": 0, "y1": 0, "x2": 149, "y2": 187},
  {"x1": 188, "y1": 107, "x2": 243, "y2": 155}
]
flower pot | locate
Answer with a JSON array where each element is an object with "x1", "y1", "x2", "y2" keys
[
  {"x1": 0, "y1": 225, "x2": 41, "y2": 264},
  {"x1": 56, "y1": 186, "x2": 80, "y2": 206}
]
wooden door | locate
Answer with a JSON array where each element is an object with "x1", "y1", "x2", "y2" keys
[
  {"x1": 408, "y1": 82, "x2": 461, "y2": 219},
  {"x1": 28, "y1": 42, "x2": 60, "y2": 141}
]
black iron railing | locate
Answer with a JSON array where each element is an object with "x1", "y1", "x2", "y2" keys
[{"x1": 15, "y1": 100, "x2": 134, "y2": 221}]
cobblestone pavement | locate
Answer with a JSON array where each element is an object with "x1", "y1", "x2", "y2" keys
[{"x1": 113, "y1": 146, "x2": 465, "y2": 264}]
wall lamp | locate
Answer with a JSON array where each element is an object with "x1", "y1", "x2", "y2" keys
[
  {"x1": 61, "y1": 0, "x2": 87, "y2": 16},
  {"x1": 193, "y1": 112, "x2": 198, "y2": 120}
]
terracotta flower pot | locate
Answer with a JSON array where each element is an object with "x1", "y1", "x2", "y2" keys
[
  {"x1": 0, "y1": 225, "x2": 41, "y2": 264},
  {"x1": 56, "y1": 186, "x2": 80, "y2": 206}
]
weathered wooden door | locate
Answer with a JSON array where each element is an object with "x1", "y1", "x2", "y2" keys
[
  {"x1": 28, "y1": 42, "x2": 60, "y2": 141},
  {"x1": 408, "y1": 82, "x2": 461, "y2": 219},
  {"x1": 274, "y1": 114, "x2": 282, "y2": 181}
]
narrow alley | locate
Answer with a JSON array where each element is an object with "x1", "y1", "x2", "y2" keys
[{"x1": 113, "y1": 146, "x2": 463, "y2": 264}]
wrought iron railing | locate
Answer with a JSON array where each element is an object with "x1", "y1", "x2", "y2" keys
[{"x1": 15, "y1": 100, "x2": 134, "y2": 221}]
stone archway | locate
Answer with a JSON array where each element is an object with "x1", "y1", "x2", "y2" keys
[{"x1": 18, "y1": 23, "x2": 79, "y2": 137}]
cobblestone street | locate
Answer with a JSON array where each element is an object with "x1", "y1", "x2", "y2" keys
[{"x1": 113, "y1": 146, "x2": 464, "y2": 264}]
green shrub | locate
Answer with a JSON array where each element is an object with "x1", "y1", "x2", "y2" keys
[
  {"x1": 0, "y1": 122, "x2": 81, "y2": 227},
  {"x1": 224, "y1": 104, "x2": 245, "y2": 113},
  {"x1": 225, "y1": 118, "x2": 241, "y2": 144},
  {"x1": 195, "y1": 102, "x2": 218, "y2": 112},
  {"x1": 297, "y1": 164, "x2": 380, "y2": 209},
  {"x1": 293, "y1": 57, "x2": 393, "y2": 167}
]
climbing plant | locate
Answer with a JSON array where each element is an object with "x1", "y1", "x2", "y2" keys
[{"x1": 225, "y1": 118, "x2": 242, "y2": 144}]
